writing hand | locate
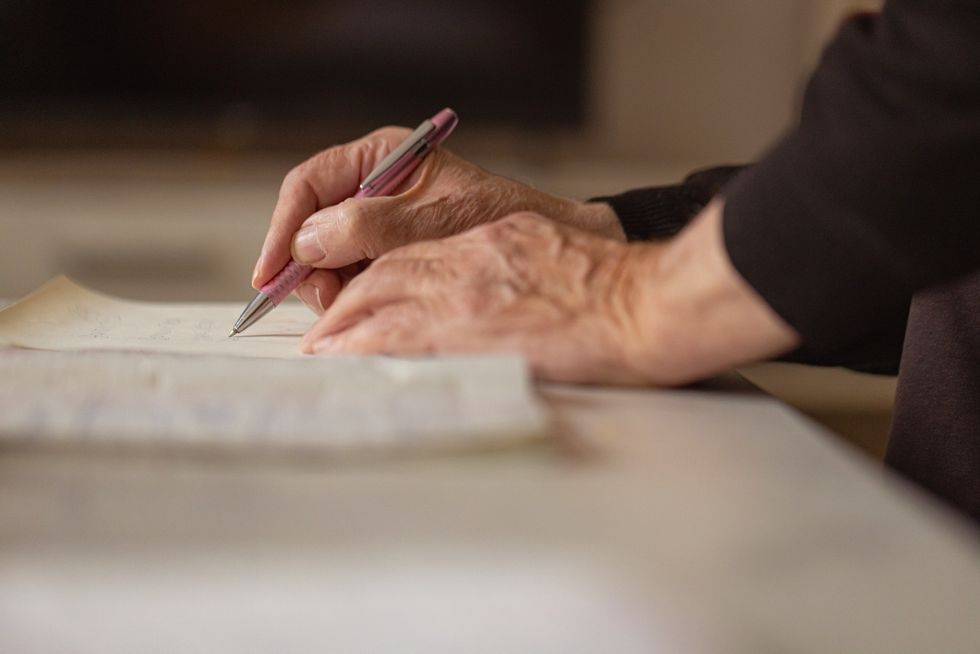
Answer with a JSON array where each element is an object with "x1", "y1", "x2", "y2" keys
[{"x1": 252, "y1": 127, "x2": 623, "y2": 316}]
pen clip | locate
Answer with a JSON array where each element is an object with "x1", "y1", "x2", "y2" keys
[{"x1": 359, "y1": 119, "x2": 434, "y2": 193}]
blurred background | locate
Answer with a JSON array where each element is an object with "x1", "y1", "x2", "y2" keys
[{"x1": 0, "y1": 0, "x2": 892, "y2": 453}]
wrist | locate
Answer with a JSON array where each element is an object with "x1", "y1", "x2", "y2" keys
[{"x1": 625, "y1": 199, "x2": 800, "y2": 384}]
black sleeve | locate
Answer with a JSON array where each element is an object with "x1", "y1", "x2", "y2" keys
[
  {"x1": 592, "y1": 165, "x2": 908, "y2": 375},
  {"x1": 591, "y1": 165, "x2": 744, "y2": 241},
  {"x1": 722, "y1": 0, "x2": 980, "y2": 359}
]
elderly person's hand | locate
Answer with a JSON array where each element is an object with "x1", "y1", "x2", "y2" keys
[
  {"x1": 299, "y1": 202, "x2": 800, "y2": 385},
  {"x1": 252, "y1": 127, "x2": 623, "y2": 315}
]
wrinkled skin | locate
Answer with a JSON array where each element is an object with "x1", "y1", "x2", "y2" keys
[
  {"x1": 253, "y1": 127, "x2": 623, "y2": 315},
  {"x1": 254, "y1": 127, "x2": 800, "y2": 385},
  {"x1": 299, "y1": 212, "x2": 657, "y2": 384}
]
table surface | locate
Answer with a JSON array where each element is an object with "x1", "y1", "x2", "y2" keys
[
  {"x1": 1, "y1": 302, "x2": 979, "y2": 652},
  {"x1": 0, "y1": 292, "x2": 980, "y2": 654}
]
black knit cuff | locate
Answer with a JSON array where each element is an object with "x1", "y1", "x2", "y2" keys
[
  {"x1": 590, "y1": 186, "x2": 701, "y2": 241},
  {"x1": 590, "y1": 165, "x2": 747, "y2": 242}
]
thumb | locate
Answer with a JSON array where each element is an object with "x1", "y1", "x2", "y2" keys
[{"x1": 290, "y1": 195, "x2": 415, "y2": 269}]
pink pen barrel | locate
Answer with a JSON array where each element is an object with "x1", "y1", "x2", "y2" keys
[
  {"x1": 428, "y1": 108, "x2": 459, "y2": 146},
  {"x1": 355, "y1": 154, "x2": 416, "y2": 198},
  {"x1": 356, "y1": 108, "x2": 459, "y2": 197},
  {"x1": 259, "y1": 259, "x2": 313, "y2": 305},
  {"x1": 253, "y1": 108, "x2": 457, "y2": 310}
]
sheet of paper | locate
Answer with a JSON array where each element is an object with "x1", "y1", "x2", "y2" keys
[
  {"x1": 0, "y1": 276, "x2": 312, "y2": 358},
  {"x1": 0, "y1": 278, "x2": 548, "y2": 453}
]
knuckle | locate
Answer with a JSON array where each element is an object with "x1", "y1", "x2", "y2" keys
[
  {"x1": 474, "y1": 212, "x2": 544, "y2": 241},
  {"x1": 332, "y1": 201, "x2": 363, "y2": 237},
  {"x1": 301, "y1": 141, "x2": 360, "y2": 179},
  {"x1": 504, "y1": 211, "x2": 546, "y2": 228},
  {"x1": 280, "y1": 165, "x2": 306, "y2": 194},
  {"x1": 335, "y1": 200, "x2": 383, "y2": 258},
  {"x1": 472, "y1": 219, "x2": 508, "y2": 240},
  {"x1": 504, "y1": 212, "x2": 560, "y2": 242},
  {"x1": 308, "y1": 144, "x2": 345, "y2": 172}
]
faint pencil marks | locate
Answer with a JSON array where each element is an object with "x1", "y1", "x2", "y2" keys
[
  {"x1": 193, "y1": 319, "x2": 215, "y2": 341},
  {"x1": 66, "y1": 305, "x2": 123, "y2": 340},
  {"x1": 147, "y1": 317, "x2": 181, "y2": 342}
]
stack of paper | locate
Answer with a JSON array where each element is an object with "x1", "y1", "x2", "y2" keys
[{"x1": 0, "y1": 278, "x2": 547, "y2": 454}]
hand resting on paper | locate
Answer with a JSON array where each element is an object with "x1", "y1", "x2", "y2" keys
[
  {"x1": 299, "y1": 203, "x2": 799, "y2": 385},
  {"x1": 253, "y1": 126, "x2": 797, "y2": 384},
  {"x1": 251, "y1": 126, "x2": 624, "y2": 316}
]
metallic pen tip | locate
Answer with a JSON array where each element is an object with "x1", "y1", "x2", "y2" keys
[{"x1": 228, "y1": 329, "x2": 238, "y2": 338}]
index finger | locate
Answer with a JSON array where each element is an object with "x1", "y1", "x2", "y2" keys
[{"x1": 252, "y1": 126, "x2": 411, "y2": 288}]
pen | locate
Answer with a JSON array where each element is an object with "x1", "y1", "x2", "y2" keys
[{"x1": 229, "y1": 108, "x2": 459, "y2": 337}]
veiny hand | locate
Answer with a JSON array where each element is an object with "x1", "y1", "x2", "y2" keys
[
  {"x1": 252, "y1": 127, "x2": 623, "y2": 315},
  {"x1": 299, "y1": 201, "x2": 801, "y2": 387},
  {"x1": 297, "y1": 212, "x2": 651, "y2": 384}
]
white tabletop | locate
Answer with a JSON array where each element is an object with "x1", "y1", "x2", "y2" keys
[{"x1": 1, "y1": 361, "x2": 978, "y2": 653}]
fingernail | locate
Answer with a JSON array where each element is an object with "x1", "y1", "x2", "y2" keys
[
  {"x1": 295, "y1": 283, "x2": 324, "y2": 312},
  {"x1": 292, "y1": 225, "x2": 324, "y2": 264}
]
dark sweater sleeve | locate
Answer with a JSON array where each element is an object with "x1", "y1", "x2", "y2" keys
[
  {"x1": 722, "y1": 0, "x2": 980, "y2": 358},
  {"x1": 591, "y1": 166, "x2": 745, "y2": 241},
  {"x1": 590, "y1": 166, "x2": 909, "y2": 375},
  {"x1": 591, "y1": 168, "x2": 910, "y2": 374}
]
